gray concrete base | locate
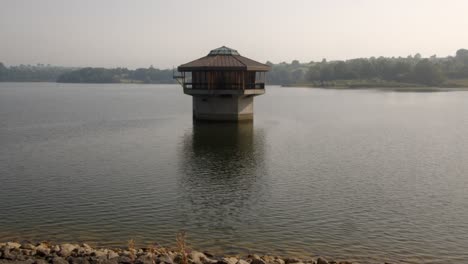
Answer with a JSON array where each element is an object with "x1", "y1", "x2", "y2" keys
[
  {"x1": 194, "y1": 112, "x2": 253, "y2": 121},
  {"x1": 192, "y1": 95, "x2": 255, "y2": 121}
]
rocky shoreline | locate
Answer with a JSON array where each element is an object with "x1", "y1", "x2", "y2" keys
[{"x1": 0, "y1": 242, "x2": 353, "y2": 264}]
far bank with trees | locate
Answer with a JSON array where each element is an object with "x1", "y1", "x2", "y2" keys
[
  {"x1": 1, "y1": 49, "x2": 468, "y2": 88},
  {"x1": 268, "y1": 49, "x2": 468, "y2": 88}
]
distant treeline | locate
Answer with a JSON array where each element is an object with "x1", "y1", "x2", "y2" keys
[
  {"x1": 57, "y1": 67, "x2": 175, "y2": 84},
  {"x1": 267, "y1": 49, "x2": 468, "y2": 87},
  {"x1": 0, "y1": 63, "x2": 175, "y2": 84},
  {"x1": 0, "y1": 63, "x2": 76, "y2": 82},
  {"x1": 2, "y1": 49, "x2": 468, "y2": 86}
]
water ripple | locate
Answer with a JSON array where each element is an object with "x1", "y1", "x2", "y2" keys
[{"x1": 1, "y1": 84, "x2": 468, "y2": 263}]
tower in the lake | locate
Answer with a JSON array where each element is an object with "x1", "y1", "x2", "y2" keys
[{"x1": 174, "y1": 46, "x2": 270, "y2": 121}]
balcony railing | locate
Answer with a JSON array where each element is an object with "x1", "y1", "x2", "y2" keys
[{"x1": 183, "y1": 82, "x2": 265, "y2": 90}]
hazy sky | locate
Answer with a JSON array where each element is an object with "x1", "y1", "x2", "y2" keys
[{"x1": 1, "y1": 0, "x2": 468, "y2": 69}]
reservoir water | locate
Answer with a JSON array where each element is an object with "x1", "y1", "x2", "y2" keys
[{"x1": 1, "y1": 83, "x2": 468, "y2": 263}]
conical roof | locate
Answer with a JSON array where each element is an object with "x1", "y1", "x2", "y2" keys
[{"x1": 178, "y1": 46, "x2": 270, "y2": 72}]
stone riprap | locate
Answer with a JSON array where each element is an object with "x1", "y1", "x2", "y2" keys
[{"x1": 0, "y1": 242, "x2": 354, "y2": 264}]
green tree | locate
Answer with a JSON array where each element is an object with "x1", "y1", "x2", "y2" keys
[
  {"x1": 306, "y1": 64, "x2": 321, "y2": 81},
  {"x1": 291, "y1": 69, "x2": 304, "y2": 82},
  {"x1": 456, "y1": 49, "x2": 468, "y2": 61},
  {"x1": 392, "y1": 61, "x2": 412, "y2": 81},
  {"x1": 0, "y1": 62, "x2": 7, "y2": 81},
  {"x1": 320, "y1": 64, "x2": 335, "y2": 81},
  {"x1": 411, "y1": 59, "x2": 446, "y2": 85},
  {"x1": 333, "y1": 61, "x2": 356, "y2": 79}
]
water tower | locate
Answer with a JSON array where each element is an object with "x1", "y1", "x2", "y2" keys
[{"x1": 174, "y1": 46, "x2": 270, "y2": 121}]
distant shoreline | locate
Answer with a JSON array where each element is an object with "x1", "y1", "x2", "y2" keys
[
  {"x1": 0, "y1": 81, "x2": 175, "y2": 85},
  {"x1": 281, "y1": 78, "x2": 468, "y2": 91},
  {"x1": 281, "y1": 84, "x2": 468, "y2": 92},
  {"x1": 2, "y1": 81, "x2": 468, "y2": 92}
]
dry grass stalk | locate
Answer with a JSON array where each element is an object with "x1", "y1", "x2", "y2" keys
[
  {"x1": 176, "y1": 231, "x2": 188, "y2": 264},
  {"x1": 128, "y1": 239, "x2": 136, "y2": 262},
  {"x1": 148, "y1": 244, "x2": 157, "y2": 264}
]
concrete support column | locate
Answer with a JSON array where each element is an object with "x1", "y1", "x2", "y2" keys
[{"x1": 192, "y1": 95, "x2": 254, "y2": 121}]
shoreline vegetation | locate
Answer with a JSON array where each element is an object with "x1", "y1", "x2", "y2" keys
[
  {"x1": 1, "y1": 49, "x2": 468, "y2": 89},
  {"x1": 0, "y1": 241, "x2": 351, "y2": 264},
  {"x1": 282, "y1": 78, "x2": 468, "y2": 91}
]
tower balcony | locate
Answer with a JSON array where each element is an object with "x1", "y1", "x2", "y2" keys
[{"x1": 183, "y1": 82, "x2": 265, "y2": 96}]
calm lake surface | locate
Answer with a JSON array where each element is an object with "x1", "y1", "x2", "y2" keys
[{"x1": 1, "y1": 83, "x2": 468, "y2": 263}]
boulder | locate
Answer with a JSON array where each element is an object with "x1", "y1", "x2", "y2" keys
[
  {"x1": 77, "y1": 247, "x2": 93, "y2": 257},
  {"x1": 16, "y1": 254, "x2": 30, "y2": 261},
  {"x1": 92, "y1": 250, "x2": 109, "y2": 260},
  {"x1": 34, "y1": 260, "x2": 49, "y2": 264},
  {"x1": 250, "y1": 259, "x2": 265, "y2": 264},
  {"x1": 285, "y1": 258, "x2": 301, "y2": 264},
  {"x1": 21, "y1": 244, "x2": 36, "y2": 250},
  {"x1": 11, "y1": 260, "x2": 35, "y2": 264},
  {"x1": 249, "y1": 255, "x2": 261, "y2": 260},
  {"x1": 316, "y1": 258, "x2": 328, "y2": 264},
  {"x1": 189, "y1": 251, "x2": 208, "y2": 264},
  {"x1": 172, "y1": 254, "x2": 183, "y2": 264},
  {"x1": 52, "y1": 256, "x2": 70, "y2": 264},
  {"x1": 82, "y1": 244, "x2": 92, "y2": 250},
  {"x1": 118, "y1": 256, "x2": 133, "y2": 264},
  {"x1": 108, "y1": 250, "x2": 119, "y2": 260},
  {"x1": 220, "y1": 257, "x2": 238, "y2": 264},
  {"x1": 35, "y1": 243, "x2": 49, "y2": 248},
  {"x1": 6, "y1": 242, "x2": 21, "y2": 250},
  {"x1": 273, "y1": 259, "x2": 285, "y2": 264},
  {"x1": 59, "y1": 244, "x2": 78, "y2": 257},
  {"x1": 135, "y1": 254, "x2": 155, "y2": 264},
  {"x1": 158, "y1": 254, "x2": 174, "y2": 264},
  {"x1": 201, "y1": 257, "x2": 218, "y2": 264},
  {"x1": 35, "y1": 245, "x2": 51, "y2": 257},
  {"x1": 21, "y1": 249, "x2": 34, "y2": 256},
  {"x1": 3, "y1": 248, "x2": 18, "y2": 260},
  {"x1": 236, "y1": 260, "x2": 250, "y2": 264},
  {"x1": 68, "y1": 257, "x2": 91, "y2": 264},
  {"x1": 101, "y1": 260, "x2": 119, "y2": 264},
  {"x1": 261, "y1": 256, "x2": 275, "y2": 263},
  {"x1": 52, "y1": 245, "x2": 60, "y2": 254}
]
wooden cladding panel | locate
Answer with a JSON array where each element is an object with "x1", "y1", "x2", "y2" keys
[{"x1": 192, "y1": 71, "x2": 257, "y2": 89}]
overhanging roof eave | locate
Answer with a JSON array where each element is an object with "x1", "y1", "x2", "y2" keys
[
  {"x1": 178, "y1": 66, "x2": 247, "y2": 72},
  {"x1": 246, "y1": 66, "x2": 270, "y2": 71},
  {"x1": 178, "y1": 66, "x2": 270, "y2": 72}
]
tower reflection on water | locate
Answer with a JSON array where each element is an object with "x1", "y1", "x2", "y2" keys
[
  {"x1": 182, "y1": 121, "x2": 266, "y2": 178},
  {"x1": 178, "y1": 121, "x2": 268, "y2": 254}
]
